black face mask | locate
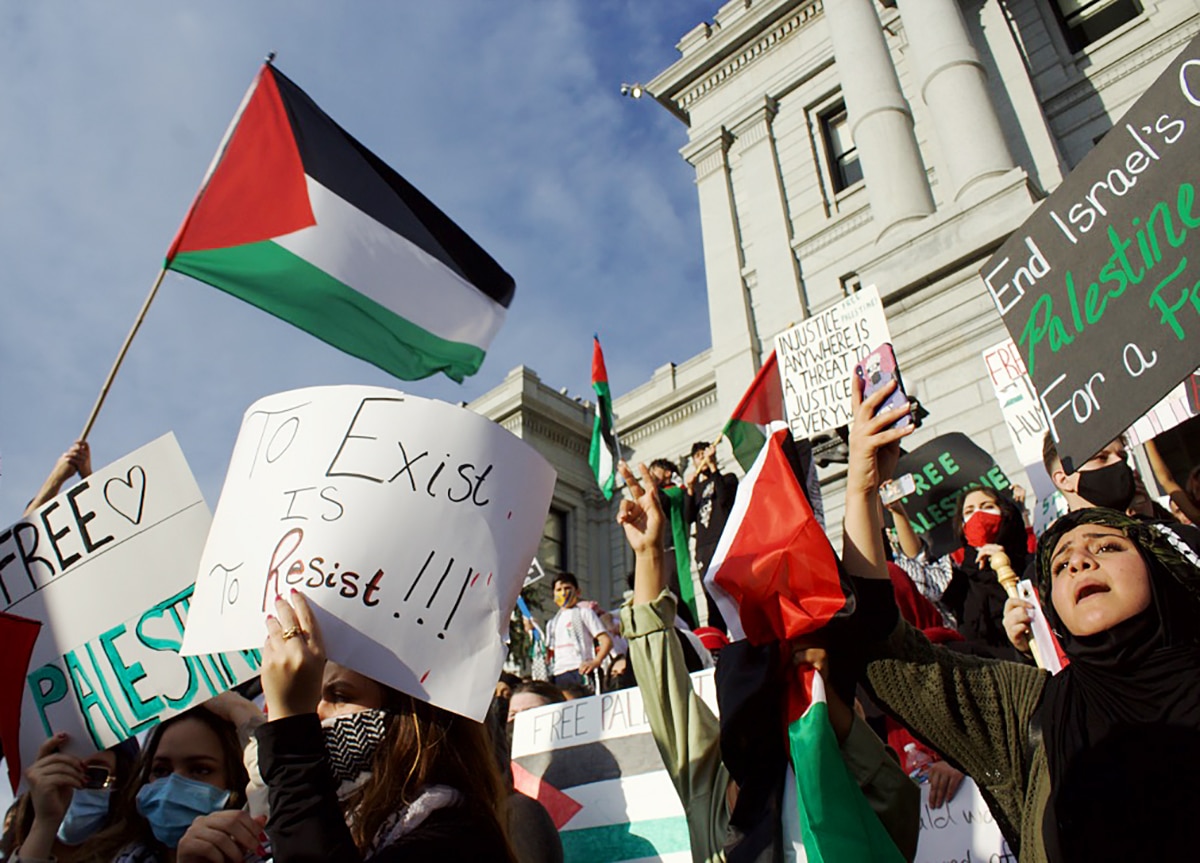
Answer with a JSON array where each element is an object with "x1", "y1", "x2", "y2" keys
[{"x1": 1076, "y1": 460, "x2": 1136, "y2": 511}]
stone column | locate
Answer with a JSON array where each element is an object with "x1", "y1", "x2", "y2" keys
[
  {"x1": 730, "y1": 97, "x2": 809, "y2": 324},
  {"x1": 684, "y1": 130, "x2": 759, "y2": 419},
  {"x1": 896, "y1": 0, "x2": 1014, "y2": 201},
  {"x1": 824, "y1": 0, "x2": 934, "y2": 237}
]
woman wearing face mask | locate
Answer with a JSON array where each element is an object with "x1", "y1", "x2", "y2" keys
[
  {"x1": 85, "y1": 707, "x2": 253, "y2": 863},
  {"x1": 844, "y1": 380, "x2": 1200, "y2": 860},
  {"x1": 10, "y1": 737, "x2": 138, "y2": 863},
  {"x1": 255, "y1": 591, "x2": 516, "y2": 862},
  {"x1": 938, "y1": 487, "x2": 1034, "y2": 661}
]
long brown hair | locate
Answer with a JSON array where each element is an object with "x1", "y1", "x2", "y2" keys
[
  {"x1": 345, "y1": 690, "x2": 513, "y2": 860},
  {"x1": 87, "y1": 707, "x2": 248, "y2": 861}
]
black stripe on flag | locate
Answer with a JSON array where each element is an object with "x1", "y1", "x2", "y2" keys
[
  {"x1": 269, "y1": 66, "x2": 515, "y2": 309},
  {"x1": 512, "y1": 734, "x2": 666, "y2": 790}
]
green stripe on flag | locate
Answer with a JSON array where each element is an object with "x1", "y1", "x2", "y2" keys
[
  {"x1": 589, "y1": 379, "x2": 617, "y2": 500},
  {"x1": 561, "y1": 816, "x2": 691, "y2": 863},
  {"x1": 169, "y1": 241, "x2": 486, "y2": 382},
  {"x1": 722, "y1": 417, "x2": 767, "y2": 474},
  {"x1": 788, "y1": 703, "x2": 906, "y2": 863},
  {"x1": 659, "y1": 486, "x2": 698, "y2": 625}
]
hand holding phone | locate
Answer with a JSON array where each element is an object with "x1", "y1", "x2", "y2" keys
[{"x1": 855, "y1": 343, "x2": 913, "y2": 430}]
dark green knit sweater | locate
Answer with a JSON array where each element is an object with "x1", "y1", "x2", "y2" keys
[{"x1": 866, "y1": 618, "x2": 1053, "y2": 862}]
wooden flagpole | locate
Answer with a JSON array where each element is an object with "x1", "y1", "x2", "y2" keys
[{"x1": 78, "y1": 266, "x2": 169, "y2": 441}]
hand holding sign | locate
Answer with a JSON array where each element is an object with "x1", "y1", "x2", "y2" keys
[{"x1": 262, "y1": 593, "x2": 326, "y2": 720}]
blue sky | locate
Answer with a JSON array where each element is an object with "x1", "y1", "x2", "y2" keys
[{"x1": 0, "y1": 1, "x2": 713, "y2": 517}]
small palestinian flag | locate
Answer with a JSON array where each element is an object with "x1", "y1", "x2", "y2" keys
[
  {"x1": 589, "y1": 337, "x2": 618, "y2": 500},
  {"x1": 787, "y1": 670, "x2": 905, "y2": 862},
  {"x1": 721, "y1": 351, "x2": 784, "y2": 473},
  {"x1": 657, "y1": 485, "x2": 698, "y2": 626},
  {"x1": 166, "y1": 61, "x2": 514, "y2": 383}
]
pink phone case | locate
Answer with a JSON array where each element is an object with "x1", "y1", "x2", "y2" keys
[{"x1": 856, "y1": 343, "x2": 912, "y2": 429}]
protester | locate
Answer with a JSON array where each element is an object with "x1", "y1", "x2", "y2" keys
[
  {"x1": 616, "y1": 461, "x2": 919, "y2": 862},
  {"x1": 1144, "y1": 436, "x2": 1200, "y2": 525},
  {"x1": 485, "y1": 696, "x2": 564, "y2": 863},
  {"x1": 937, "y1": 487, "x2": 1033, "y2": 661},
  {"x1": 78, "y1": 707, "x2": 255, "y2": 863},
  {"x1": 8, "y1": 736, "x2": 139, "y2": 863},
  {"x1": 1043, "y1": 433, "x2": 1147, "y2": 516},
  {"x1": 684, "y1": 442, "x2": 737, "y2": 632},
  {"x1": 256, "y1": 592, "x2": 516, "y2": 862},
  {"x1": 844, "y1": 377, "x2": 1200, "y2": 861},
  {"x1": 545, "y1": 573, "x2": 612, "y2": 691},
  {"x1": 507, "y1": 680, "x2": 566, "y2": 722}
]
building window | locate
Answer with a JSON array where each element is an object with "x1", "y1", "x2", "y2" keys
[
  {"x1": 1052, "y1": 0, "x2": 1142, "y2": 52},
  {"x1": 538, "y1": 507, "x2": 568, "y2": 575},
  {"x1": 821, "y1": 104, "x2": 862, "y2": 192}
]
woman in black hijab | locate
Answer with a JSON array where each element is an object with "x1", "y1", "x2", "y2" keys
[
  {"x1": 939, "y1": 487, "x2": 1031, "y2": 661},
  {"x1": 1035, "y1": 508, "x2": 1200, "y2": 861}
]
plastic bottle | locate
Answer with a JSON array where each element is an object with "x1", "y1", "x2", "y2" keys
[{"x1": 903, "y1": 743, "x2": 932, "y2": 782}]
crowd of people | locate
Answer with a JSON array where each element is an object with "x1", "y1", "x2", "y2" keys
[{"x1": 3, "y1": 378, "x2": 1200, "y2": 863}]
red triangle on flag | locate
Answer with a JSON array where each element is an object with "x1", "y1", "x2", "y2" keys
[
  {"x1": 706, "y1": 427, "x2": 846, "y2": 648},
  {"x1": 511, "y1": 760, "x2": 583, "y2": 830},
  {"x1": 167, "y1": 65, "x2": 315, "y2": 259},
  {"x1": 730, "y1": 351, "x2": 784, "y2": 426},
  {"x1": 0, "y1": 612, "x2": 43, "y2": 792}
]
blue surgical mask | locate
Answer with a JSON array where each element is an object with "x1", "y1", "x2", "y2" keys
[
  {"x1": 135, "y1": 774, "x2": 230, "y2": 848},
  {"x1": 56, "y1": 788, "x2": 112, "y2": 845}
]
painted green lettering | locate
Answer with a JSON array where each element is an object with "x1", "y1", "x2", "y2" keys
[
  {"x1": 99, "y1": 623, "x2": 163, "y2": 731},
  {"x1": 938, "y1": 453, "x2": 959, "y2": 476},
  {"x1": 27, "y1": 663, "x2": 69, "y2": 738}
]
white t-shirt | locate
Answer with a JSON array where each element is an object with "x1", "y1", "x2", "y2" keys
[{"x1": 549, "y1": 603, "x2": 606, "y2": 675}]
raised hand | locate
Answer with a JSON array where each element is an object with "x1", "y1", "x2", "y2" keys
[
  {"x1": 1003, "y1": 596, "x2": 1035, "y2": 655},
  {"x1": 262, "y1": 591, "x2": 326, "y2": 720},
  {"x1": 616, "y1": 461, "x2": 664, "y2": 557},
  {"x1": 847, "y1": 378, "x2": 915, "y2": 496}
]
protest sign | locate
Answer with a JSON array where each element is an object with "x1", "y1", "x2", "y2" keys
[
  {"x1": 775, "y1": 285, "x2": 893, "y2": 438},
  {"x1": 1124, "y1": 371, "x2": 1199, "y2": 446},
  {"x1": 913, "y1": 777, "x2": 1011, "y2": 863},
  {"x1": 511, "y1": 670, "x2": 717, "y2": 863},
  {"x1": 981, "y1": 34, "x2": 1200, "y2": 472},
  {"x1": 895, "y1": 433, "x2": 1013, "y2": 559},
  {"x1": 980, "y1": 338, "x2": 1055, "y2": 499},
  {"x1": 181, "y1": 386, "x2": 556, "y2": 722},
  {"x1": 0, "y1": 435, "x2": 260, "y2": 788}
]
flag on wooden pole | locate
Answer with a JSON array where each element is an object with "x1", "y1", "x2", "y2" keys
[
  {"x1": 589, "y1": 337, "x2": 618, "y2": 500},
  {"x1": 166, "y1": 60, "x2": 514, "y2": 383}
]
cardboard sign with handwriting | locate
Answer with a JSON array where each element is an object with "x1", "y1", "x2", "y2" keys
[
  {"x1": 0, "y1": 435, "x2": 259, "y2": 789},
  {"x1": 181, "y1": 386, "x2": 557, "y2": 721}
]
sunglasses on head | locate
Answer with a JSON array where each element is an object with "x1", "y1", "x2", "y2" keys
[{"x1": 83, "y1": 765, "x2": 115, "y2": 790}]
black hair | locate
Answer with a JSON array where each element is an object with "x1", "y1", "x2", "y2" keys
[{"x1": 553, "y1": 572, "x2": 579, "y2": 590}]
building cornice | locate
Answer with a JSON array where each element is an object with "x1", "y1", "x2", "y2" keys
[
  {"x1": 649, "y1": 0, "x2": 824, "y2": 116},
  {"x1": 618, "y1": 385, "x2": 719, "y2": 446}
]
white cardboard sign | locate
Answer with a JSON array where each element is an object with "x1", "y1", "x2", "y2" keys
[
  {"x1": 2, "y1": 435, "x2": 260, "y2": 778},
  {"x1": 181, "y1": 386, "x2": 556, "y2": 722},
  {"x1": 913, "y1": 777, "x2": 1010, "y2": 863},
  {"x1": 980, "y1": 338, "x2": 1054, "y2": 497},
  {"x1": 775, "y1": 285, "x2": 893, "y2": 438}
]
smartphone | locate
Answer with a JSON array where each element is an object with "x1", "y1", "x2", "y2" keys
[
  {"x1": 880, "y1": 473, "x2": 916, "y2": 505},
  {"x1": 856, "y1": 343, "x2": 913, "y2": 429}
]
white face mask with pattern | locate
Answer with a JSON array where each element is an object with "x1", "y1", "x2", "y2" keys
[{"x1": 321, "y1": 708, "x2": 392, "y2": 797}]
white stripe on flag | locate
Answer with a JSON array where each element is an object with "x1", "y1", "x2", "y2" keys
[
  {"x1": 275, "y1": 177, "x2": 507, "y2": 348},
  {"x1": 562, "y1": 773, "x2": 687, "y2": 830}
]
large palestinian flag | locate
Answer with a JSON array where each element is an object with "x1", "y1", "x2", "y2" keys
[{"x1": 166, "y1": 61, "x2": 514, "y2": 383}]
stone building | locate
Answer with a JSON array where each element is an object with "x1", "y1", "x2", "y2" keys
[{"x1": 472, "y1": 0, "x2": 1200, "y2": 620}]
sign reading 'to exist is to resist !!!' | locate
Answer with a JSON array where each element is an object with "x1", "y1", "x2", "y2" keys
[
  {"x1": 981, "y1": 34, "x2": 1200, "y2": 473},
  {"x1": 180, "y1": 386, "x2": 556, "y2": 722}
]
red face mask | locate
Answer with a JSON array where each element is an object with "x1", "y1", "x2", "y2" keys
[{"x1": 962, "y1": 509, "x2": 1003, "y2": 548}]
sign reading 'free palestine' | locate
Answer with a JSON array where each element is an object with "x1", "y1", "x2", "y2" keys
[{"x1": 982, "y1": 35, "x2": 1200, "y2": 473}]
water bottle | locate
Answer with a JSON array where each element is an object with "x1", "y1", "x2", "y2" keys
[{"x1": 904, "y1": 742, "x2": 932, "y2": 782}]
